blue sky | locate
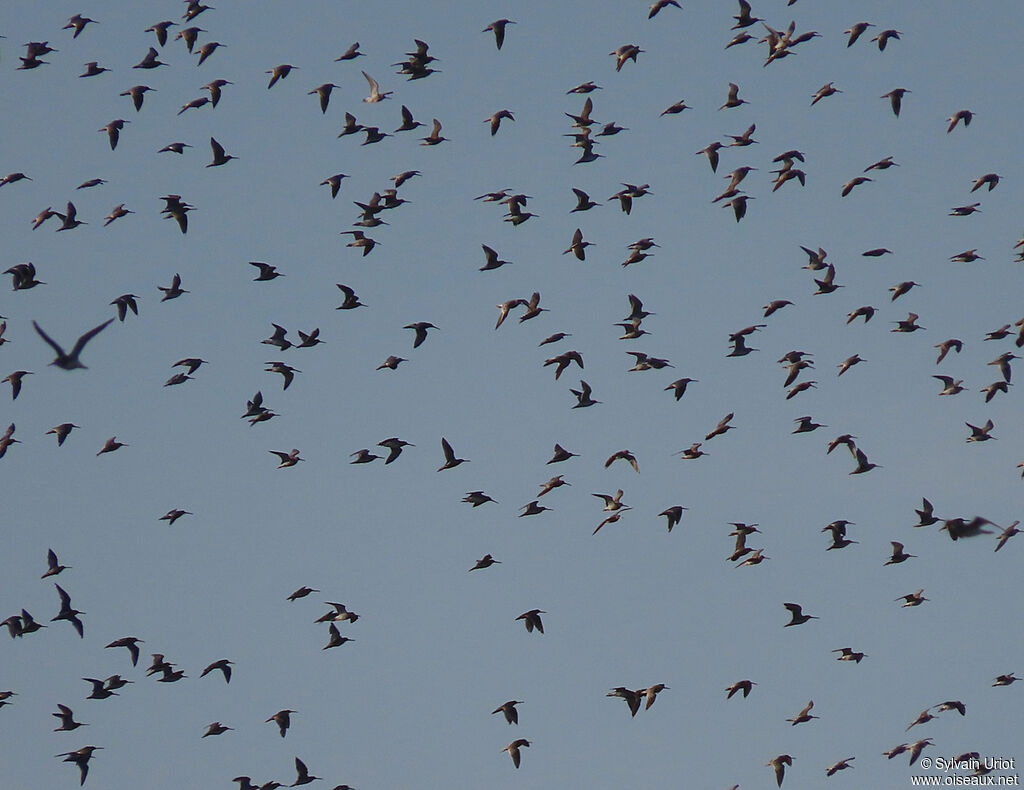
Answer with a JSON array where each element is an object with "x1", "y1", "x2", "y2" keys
[{"x1": 2, "y1": 1, "x2": 1022, "y2": 788}]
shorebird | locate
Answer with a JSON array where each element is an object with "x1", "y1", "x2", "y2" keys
[
  {"x1": 361, "y1": 71, "x2": 392, "y2": 102},
  {"x1": 110, "y1": 294, "x2": 140, "y2": 321},
  {"x1": 438, "y1": 437, "x2": 467, "y2": 471},
  {"x1": 96, "y1": 437, "x2": 127, "y2": 456},
  {"x1": 420, "y1": 118, "x2": 447, "y2": 145},
  {"x1": 175, "y1": 25, "x2": 204, "y2": 52},
  {"x1": 908, "y1": 739, "x2": 933, "y2": 766},
  {"x1": 105, "y1": 637, "x2": 143, "y2": 666},
  {"x1": 483, "y1": 19, "x2": 515, "y2": 49},
  {"x1": 57, "y1": 746, "x2": 102, "y2": 785},
  {"x1": 783, "y1": 602, "x2": 817, "y2": 626},
  {"x1": 537, "y1": 475, "x2": 569, "y2": 497},
  {"x1": 767, "y1": 754, "x2": 792, "y2": 787},
  {"x1": 492, "y1": 700, "x2": 522, "y2": 724},
  {"x1": 309, "y1": 83, "x2": 341, "y2": 114},
  {"x1": 988, "y1": 351, "x2": 1019, "y2": 382},
  {"x1": 266, "y1": 64, "x2": 297, "y2": 89},
  {"x1": 42, "y1": 548, "x2": 70, "y2": 578},
  {"x1": 885, "y1": 541, "x2": 916, "y2": 565},
  {"x1": 897, "y1": 589, "x2": 928, "y2": 607},
  {"x1": 196, "y1": 41, "x2": 223, "y2": 65},
  {"x1": 83, "y1": 677, "x2": 116, "y2": 699},
  {"x1": 207, "y1": 137, "x2": 236, "y2": 166},
  {"x1": 462, "y1": 491, "x2": 496, "y2": 507},
  {"x1": 516, "y1": 609, "x2": 545, "y2": 634},
  {"x1": 377, "y1": 437, "x2": 413, "y2": 464},
  {"x1": 486, "y1": 109, "x2": 514, "y2": 136},
  {"x1": 649, "y1": 0, "x2": 681, "y2": 17},
  {"x1": 159, "y1": 273, "x2": 188, "y2": 301},
  {"x1": 376, "y1": 355, "x2": 405, "y2": 370},
  {"x1": 696, "y1": 142, "x2": 724, "y2": 172},
  {"x1": 52, "y1": 584, "x2": 85, "y2": 637},
  {"x1": 719, "y1": 82, "x2": 748, "y2": 110},
  {"x1": 335, "y1": 42, "x2": 363, "y2": 61},
  {"x1": 889, "y1": 280, "x2": 918, "y2": 300},
  {"x1": 995, "y1": 521, "x2": 1022, "y2": 552},
  {"x1": 947, "y1": 109, "x2": 974, "y2": 133},
  {"x1": 811, "y1": 82, "x2": 840, "y2": 105},
  {"x1": 145, "y1": 20, "x2": 175, "y2": 46},
  {"x1": 892, "y1": 312, "x2": 924, "y2": 332},
  {"x1": 665, "y1": 377, "x2": 697, "y2": 400},
  {"x1": 786, "y1": 700, "x2": 818, "y2": 725},
  {"x1": 292, "y1": 757, "x2": 321, "y2": 785},
  {"x1": 502, "y1": 739, "x2": 530, "y2": 769},
  {"x1": 287, "y1": 587, "x2": 318, "y2": 601},
  {"x1": 519, "y1": 500, "x2": 551, "y2": 517},
  {"x1": 404, "y1": 322, "x2": 437, "y2": 348},
  {"x1": 701, "y1": 412, "x2": 735, "y2": 442},
  {"x1": 469, "y1": 554, "x2": 500, "y2": 571},
  {"x1": 678, "y1": 442, "x2": 707, "y2": 460},
  {"x1": 547, "y1": 444, "x2": 578, "y2": 464},
  {"x1": 845, "y1": 21, "x2": 875, "y2": 46},
  {"x1": 133, "y1": 47, "x2": 165, "y2": 69},
  {"x1": 270, "y1": 449, "x2": 303, "y2": 468},
  {"x1": 726, "y1": 680, "x2": 756, "y2": 698},
  {"x1": 965, "y1": 419, "x2": 995, "y2": 442},
  {"x1": 349, "y1": 449, "x2": 380, "y2": 464},
  {"x1": 659, "y1": 506, "x2": 687, "y2": 532},
  {"x1": 833, "y1": 647, "x2": 867, "y2": 662},
  {"x1": 202, "y1": 722, "x2": 232, "y2": 738},
  {"x1": 993, "y1": 673, "x2": 1019, "y2": 686},
  {"x1": 610, "y1": 43, "x2": 643, "y2": 71},
  {"x1": 607, "y1": 687, "x2": 642, "y2": 716},
  {"x1": 906, "y1": 709, "x2": 936, "y2": 730},
  {"x1": 933, "y1": 375, "x2": 964, "y2": 395},
  {"x1": 200, "y1": 659, "x2": 233, "y2": 683},
  {"x1": 570, "y1": 379, "x2": 599, "y2": 407},
  {"x1": 2, "y1": 370, "x2": 30, "y2": 399},
  {"x1": 342, "y1": 230, "x2": 377, "y2": 255},
  {"x1": 52, "y1": 704, "x2": 87, "y2": 731},
  {"x1": 793, "y1": 415, "x2": 824, "y2": 433},
  {"x1": 826, "y1": 758, "x2": 855, "y2": 777},
  {"x1": 262, "y1": 324, "x2": 292, "y2": 350},
  {"x1": 593, "y1": 490, "x2": 626, "y2": 511},
  {"x1": 593, "y1": 509, "x2": 630, "y2": 535},
  {"x1": 64, "y1": 13, "x2": 97, "y2": 37},
  {"x1": 266, "y1": 709, "x2": 296, "y2": 738}
]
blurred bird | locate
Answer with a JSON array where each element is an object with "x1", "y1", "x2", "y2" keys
[{"x1": 767, "y1": 754, "x2": 792, "y2": 787}]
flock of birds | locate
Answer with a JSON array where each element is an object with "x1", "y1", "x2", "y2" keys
[{"x1": 2, "y1": 1, "x2": 1023, "y2": 788}]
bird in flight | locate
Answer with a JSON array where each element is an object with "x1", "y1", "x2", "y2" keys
[{"x1": 32, "y1": 319, "x2": 114, "y2": 370}]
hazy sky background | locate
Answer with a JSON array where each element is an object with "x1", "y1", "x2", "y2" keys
[{"x1": 2, "y1": 1, "x2": 1023, "y2": 788}]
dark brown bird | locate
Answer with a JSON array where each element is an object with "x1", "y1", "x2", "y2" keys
[
  {"x1": 437, "y1": 437, "x2": 467, "y2": 471},
  {"x1": 266, "y1": 709, "x2": 296, "y2": 738},
  {"x1": 516, "y1": 609, "x2": 545, "y2": 634},
  {"x1": 483, "y1": 19, "x2": 515, "y2": 49}
]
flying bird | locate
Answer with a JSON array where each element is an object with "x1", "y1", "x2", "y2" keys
[
  {"x1": 483, "y1": 19, "x2": 515, "y2": 49},
  {"x1": 32, "y1": 320, "x2": 114, "y2": 370}
]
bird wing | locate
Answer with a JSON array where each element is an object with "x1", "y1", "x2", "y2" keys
[
  {"x1": 362, "y1": 70, "x2": 379, "y2": 96},
  {"x1": 69, "y1": 319, "x2": 114, "y2": 358},
  {"x1": 32, "y1": 321, "x2": 67, "y2": 357}
]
